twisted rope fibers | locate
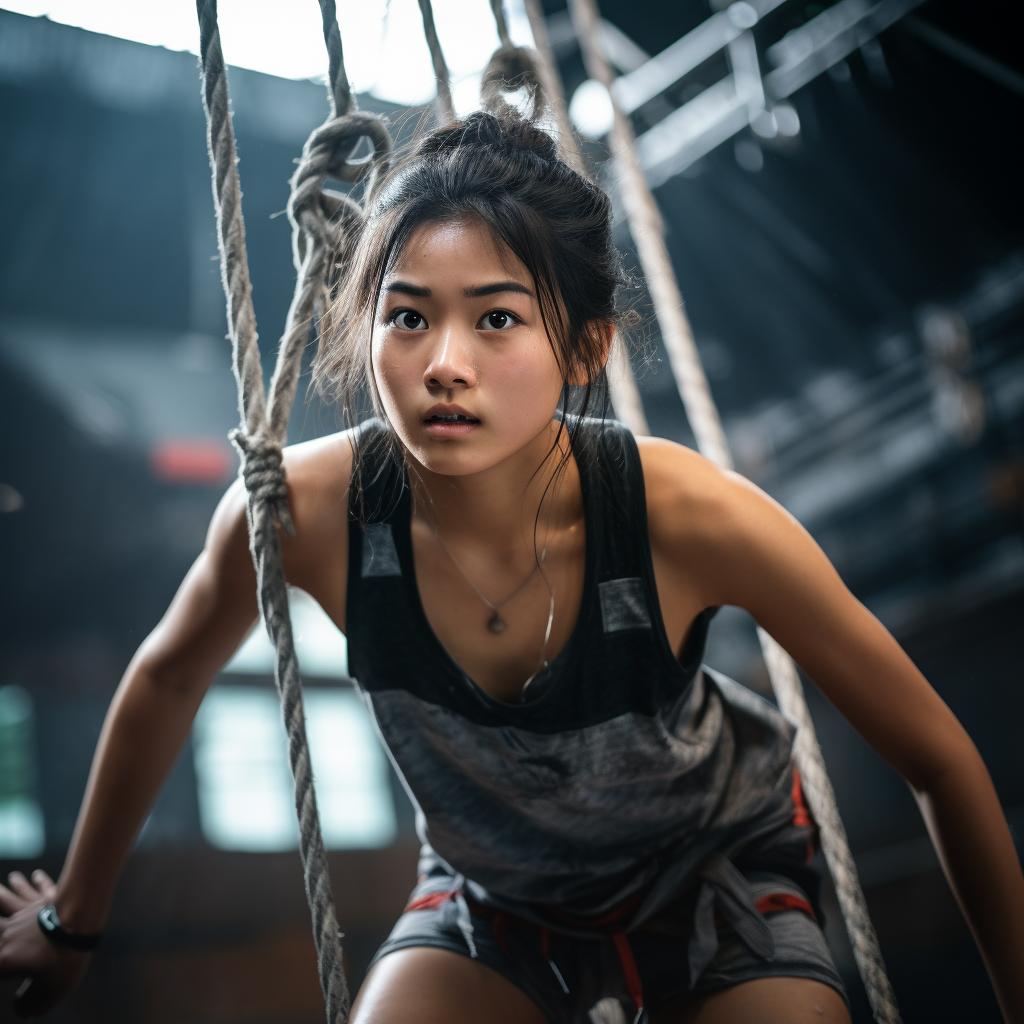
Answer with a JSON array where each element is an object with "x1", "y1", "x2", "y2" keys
[
  {"x1": 317, "y1": 0, "x2": 351, "y2": 116},
  {"x1": 759, "y1": 632, "x2": 902, "y2": 1023},
  {"x1": 564, "y1": 0, "x2": 900, "y2": 1018},
  {"x1": 195, "y1": 2, "x2": 392, "y2": 1019},
  {"x1": 489, "y1": 0, "x2": 512, "y2": 48},
  {"x1": 416, "y1": 0, "x2": 456, "y2": 123}
]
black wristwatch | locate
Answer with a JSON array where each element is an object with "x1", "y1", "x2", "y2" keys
[{"x1": 37, "y1": 904, "x2": 102, "y2": 952}]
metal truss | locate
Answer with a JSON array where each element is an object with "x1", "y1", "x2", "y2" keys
[{"x1": 598, "y1": 0, "x2": 928, "y2": 187}]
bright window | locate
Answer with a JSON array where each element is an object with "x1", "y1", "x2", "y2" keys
[
  {"x1": 192, "y1": 686, "x2": 396, "y2": 852},
  {"x1": 0, "y1": 685, "x2": 45, "y2": 858},
  {"x1": 223, "y1": 588, "x2": 349, "y2": 678}
]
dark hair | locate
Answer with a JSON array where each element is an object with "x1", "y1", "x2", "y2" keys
[{"x1": 314, "y1": 109, "x2": 628, "y2": 506}]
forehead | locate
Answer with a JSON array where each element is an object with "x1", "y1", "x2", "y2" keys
[{"x1": 388, "y1": 218, "x2": 531, "y2": 285}]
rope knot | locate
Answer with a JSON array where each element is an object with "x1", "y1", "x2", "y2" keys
[
  {"x1": 288, "y1": 111, "x2": 392, "y2": 270},
  {"x1": 230, "y1": 429, "x2": 295, "y2": 536},
  {"x1": 481, "y1": 45, "x2": 547, "y2": 121}
]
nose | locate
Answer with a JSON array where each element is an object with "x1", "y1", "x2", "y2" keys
[{"x1": 424, "y1": 327, "x2": 477, "y2": 391}]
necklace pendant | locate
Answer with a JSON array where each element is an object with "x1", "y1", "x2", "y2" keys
[{"x1": 488, "y1": 612, "x2": 507, "y2": 634}]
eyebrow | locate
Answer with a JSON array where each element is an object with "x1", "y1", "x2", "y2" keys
[
  {"x1": 464, "y1": 281, "x2": 534, "y2": 298},
  {"x1": 383, "y1": 280, "x2": 535, "y2": 299},
  {"x1": 385, "y1": 281, "x2": 431, "y2": 297}
]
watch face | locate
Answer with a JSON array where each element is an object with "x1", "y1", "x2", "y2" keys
[{"x1": 39, "y1": 905, "x2": 58, "y2": 931}]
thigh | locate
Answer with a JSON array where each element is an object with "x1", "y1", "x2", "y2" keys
[
  {"x1": 350, "y1": 946, "x2": 550, "y2": 1024},
  {"x1": 652, "y1": 977, "x2": 851, "y2": 1024}
]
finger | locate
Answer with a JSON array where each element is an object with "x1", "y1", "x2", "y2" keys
[
  {"x1": 29, "y1": 872, "x2": 56, "y2": 901},
  {"x1": 6, "y1": 874, "x2": 36, "y2": 901}
]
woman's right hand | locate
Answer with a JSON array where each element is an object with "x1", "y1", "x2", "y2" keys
[
  {"x1": 0, "y1": 434, "x2": 352, "y2": 1019},
  {"x1": 0, "y1": 870, "x2": 90, "y2": 1017}
]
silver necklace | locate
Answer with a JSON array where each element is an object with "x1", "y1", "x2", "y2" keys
[{"x1": 432, "y1": 528, "x2": 549, "y2": 635}]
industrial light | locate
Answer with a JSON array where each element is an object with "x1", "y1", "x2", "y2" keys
[{"x1": 570, "y1": 78, "x2": 615, "y2": 139}]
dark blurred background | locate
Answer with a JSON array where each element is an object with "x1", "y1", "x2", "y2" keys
[{"x1": 1, "y1": 0, "x2": 1021, "y2": 1021}]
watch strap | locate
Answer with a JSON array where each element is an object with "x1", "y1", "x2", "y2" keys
[{"x1": 37, "y1": 904, "x2": 102, "y2": 952}]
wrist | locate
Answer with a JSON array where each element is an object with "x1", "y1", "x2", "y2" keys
[{"x1": 53, "y1": 887, "x2": 108, "y2": 937}]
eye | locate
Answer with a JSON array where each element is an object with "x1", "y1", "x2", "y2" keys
[
  {"x1": 479, "y1": 309, "x2": 520, "y2": 331},
  {"x1": 390, "y1": 309, "x2": 428, "y2": 331}
]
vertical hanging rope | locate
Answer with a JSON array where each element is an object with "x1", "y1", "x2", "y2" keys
[
  {"x1": 519, "y1": 0, "x2": 584, "y2": 173},
  {"x1": 195, "y1": 2, "x2": 392, "y2": 1021},
  {"x1": 565, "y1": 0, "x2": 901, "y2": 1020},
  {"x1": 489, "y1": 0, "x2": 512, "y2": 48},
  {"x1": 515, "y1": 0, "x2": 646, "y2": 434},
  {"x1": 567, "y1": 0, "x2": 730, "y2": 466},
  {"x1": 318, "y1": 0, "x2": 352, "y2": 116},
  {"x1": 416, "y1": 0, "x2": 456, "y2": 123},
  {"x1": 759, "y1": 633, "x2": 902, "y2": 1022}
]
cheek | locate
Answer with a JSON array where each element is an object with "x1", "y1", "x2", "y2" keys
[
  {"x1": 371, "y1": 334, "x2": 418, "y2": 409},
  {"x1": 489, "y1": 338, "x2": 564, "y2": 408}
]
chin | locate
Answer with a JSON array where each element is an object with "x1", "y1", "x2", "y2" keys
[
  {"x1": 406, "y1": 438, "x2": 507, "y2": 478},
  {"x1": 406, "y1": 425, "x2": 545, "y2": 477}
]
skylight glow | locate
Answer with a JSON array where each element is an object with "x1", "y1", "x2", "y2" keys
[
  {"x1": 224, "y1": 588, "x2": 348, "y2": 678},
  {"x1": 192, "y1": 685, "x2": 397, "y2": 851},
  {"x1": 1, "y1": 0, "x2": 535, "y2": 107},
  {"x1": 0, "y1": 686, "x2": 45, "y2": 858}
]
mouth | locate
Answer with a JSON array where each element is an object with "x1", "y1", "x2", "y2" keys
[
  {"x1": 424, "y1": 413, "x2": 480, "y2": 425},
  {"x1": 423, "y1": 406, "x2": 481, "y2": 437}
]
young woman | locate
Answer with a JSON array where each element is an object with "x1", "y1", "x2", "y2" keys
[{"x1": 1, "y1": 113, "x2": 1021, "y2": 1024}]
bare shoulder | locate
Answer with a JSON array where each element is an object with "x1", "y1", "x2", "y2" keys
[
  {"x1": 207, "y1": 430, "x2": 355, "y2": 611},
  {"x1": 635, "y1": 435, "x2": 974, "y2": 798},
  {"x1": 281, "y1": 428, "x2": 356, "y2": 522},
  {"x1": 634, "y1": 435, "x2": 811, "y2": 611},
  {"x1": 635, "y1": 435, "x2": 772, "y2": 547},
  {"x1": 279, "y1": 430, "x2": 355, "y2": 599}
]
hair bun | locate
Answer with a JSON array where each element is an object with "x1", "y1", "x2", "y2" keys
[{"x1": 416, "y1": 110, "x2": 558, "y2": 169}]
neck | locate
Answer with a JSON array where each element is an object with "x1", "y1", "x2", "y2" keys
[{"x1": 408, "y1": 419, "x2": 580, "y2": 551}]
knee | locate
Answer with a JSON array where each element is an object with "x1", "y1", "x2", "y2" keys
[{"x1": 349, "y1": 946, "x2": 547, "y2": 1024}]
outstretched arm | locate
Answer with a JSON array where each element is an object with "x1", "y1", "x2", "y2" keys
[
  {"x1": 643, "y1": 438, "x2": 1024, "y2": 1023},
  {"x1": 0, "y1": 429, "x2": 353, "y2": 1017},
  {"x1": 0, "y1": 480, "x2": 258, "y2": 1015}
]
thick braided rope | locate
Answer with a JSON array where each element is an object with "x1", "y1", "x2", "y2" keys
[
  {"x1": 416, "y1": 0, "x2": 456, "y2": 123},
  {"x1": 195, "y1": 5, "x2": 346, "y2": 1019},
  {"x1": 196, "y1": 3, "x2": 392, "y2": 1020},
  {"x1": 195, "y1": 0, "x2": 266, "y2": 437},
  {"x1": 317, "y1": 0, "x2": 352, "y2": 117},
  {"x1": 759, "y1": 632, "x2": 902, "y2": 1021},
  {"x1": 566, "y1": 0, "x2": 901, "y2": 1019}
]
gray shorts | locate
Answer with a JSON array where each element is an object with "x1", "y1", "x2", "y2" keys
[{"x1": 370, "y1": 868, "x2": 848, "y2": 1024}]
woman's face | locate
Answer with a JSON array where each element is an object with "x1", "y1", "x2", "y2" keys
[{"x1": 371, "y1": 218, "x2": 566, "y2": 477}]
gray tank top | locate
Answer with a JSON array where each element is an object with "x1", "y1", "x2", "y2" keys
[{"x1": 345, "y1": 417, "x2": 798, "y2": 930}]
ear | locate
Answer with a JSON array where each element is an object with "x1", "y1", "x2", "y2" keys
[{"x1": 567, "y1": 320, "x2": 616, "y2": 386}]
